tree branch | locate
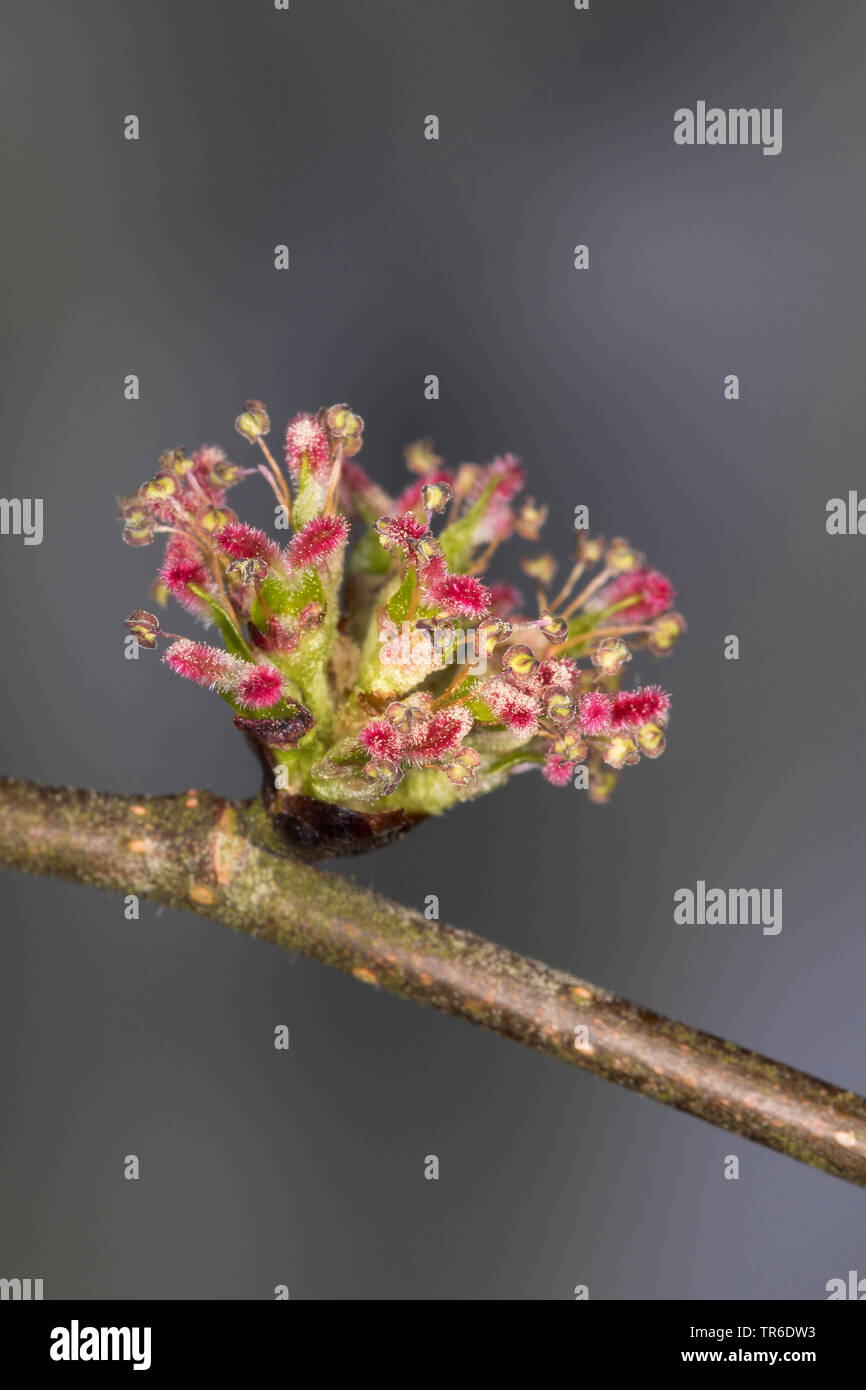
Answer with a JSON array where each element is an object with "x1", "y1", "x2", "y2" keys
[{"x1": 2, "y1": 775, "x2": 865, "y2": 1187}]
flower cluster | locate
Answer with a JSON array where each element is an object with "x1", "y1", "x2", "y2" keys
[{"x1": 122, "y1": 401, "x2": 684, "y2": 821}]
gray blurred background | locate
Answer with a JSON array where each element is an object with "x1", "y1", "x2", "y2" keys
[{"x1": 1, "y1": 0, "x2": 864, "y2": 1299}]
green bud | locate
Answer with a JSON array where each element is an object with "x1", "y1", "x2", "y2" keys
[
  {"x1": 536, "y1": 612, "x2": 568, "y2": 643},
  {"x1": 421, "y1": 480, "x2": 453, "y2": 514},
  {"x1": 502, "y1": 644, "x2": 539, "y2": 682},
  {"x1": 544, "y1": 689, "x2": 574, "y2": 724},
  {"x1": 140, "y1": 473, "x2": 178, "y2": 502},
  {"x1": 235, "y1": 400, "x2": 270, "y2": 441},
  {"x1": 124, "y1": 610, "x2": 159, "y2": 648}
]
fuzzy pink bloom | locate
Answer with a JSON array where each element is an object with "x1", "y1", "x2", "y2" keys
[
  {"x1": 610, "y1": 685, "x2": 671, "y2": 730},
  {"x1": 159, "y1": 547, "x2": 208, "y2": 592},
  {"x1": 214, "y1": 521, "x2": 280, "y2": 565},
  {"x1": 375, "y1": 511, "x2": 429, "y2": 557},
  {"x1": 193, "y1": 445, "x2": 229, "y2": 472},
  {"x1": 528, "y1": 658, "x2": 579, "y2": 696},
  {"x1": 287, "y1": 514, "x2": 349, "y2": 570},
  {"x1": 394, "y1": 469, "x2": 455, "y2": 515},
  {"x1": 602, "y1": 567, "x2": 676, "y2": 622},
  {"x1": 543, "y1": 752, "x2": 574, "y2": 787},
  {"x1": 487, "y1": 582, "x2": 523, "y2": 617},
  {"x1": 425, "y1": 572, "x2": 492, "y2": 620},
  {"x1": 159, "y1": 534, "x2": 210, "y2": 603},
  {"x1": 161, "y1": 555, "x2": 207, "y2": 592},
  {"x1": 482, "y1": 679, "x2": 539, "y2": 735},
  {"x1": 163, "y1": 639, "x2": 240, "y2": 691},
  {"x1": 284, "y1": 413, "x2": 331, "y2": 480},
  {"x1": 359, "y1": 718, "x2": 405, "y2": 763},
  {"x1": 577, "y1": 689, "x2": 613, "y2": 735},
  {"x1": 235, "y1": 663, "x2": 285, "y2": 709},
  {"x1": 409, "y1": 705, "x2": 475, "y2": 764}
]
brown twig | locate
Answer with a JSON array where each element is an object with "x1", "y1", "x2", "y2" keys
[{"x1": 1, "y1": 776, "x2": 865, "y2": 1186}]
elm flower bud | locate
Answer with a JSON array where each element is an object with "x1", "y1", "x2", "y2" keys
[
  {"x1": 384, "y1": 700, "x2": 430, "y2": 736},
  {"x1": 235, "y1": 399, "x2": 270, "y2": 441},
  {"x1": 543, "y1": 689, "x2": 574, "y2": 724},
  {"x1": 603, "y1": 734, "x2": 640, "y2": 769},
  {"x1": 124, "y1": 609, "x2": 160, "y2": 649},
  {"x1": 140, "y1": 473, "x2": 179, "y2": 503},
  {"x1": 325, "y1": 404, "x2": 364, "y2": 456},
  {"x1": 637, "y1": 722, "x2": 666, "y2": 758},
  {"x1": 591, "y1": 637, "x2": 631, "y2": 675},
  {"x1": 536, "y1": 612, "x2": 568, "y2": 644},
  {"x1": 445, "y1": 747, "x2": 482, "y2": 785},
  {"x1": 121, "y1": 504, "x2": 155, "y2": 547},
  {"x1": 421, "y1": 480, "x2": 453, "y2": 514},
  {"x1": 647, "y1": 611, "x2": 686, "y2": 656},
  {"x1": 159, "y1": 448, "x2": 196, "y2": 478},
  {"x1": 476, "y1": 617, "x2": 512, "y2": 657},
  {"x1": 553, "y1": 728, "x2": 588, "y2": 762},
  {"x1": 412, "y1": 534, "x2": 442, "y2": 568},
  {"x1": 197, "y1": 506, "x2": 237, "y2": 533},
  {"x1": 605, "y1": 537, "x2": 644, "y2": 574},
  {"x1": 502, "y1": 644, "x2": 539, "y2": 683},
  {"x1": 209, "y1": 459, "x2": 244, "y2": 488},
  {"x1": 226, "y1": 557, "x2": 269, "y2": 585},
  {"x1": 363, "y1": 759, "x2": 403, "y2": 794}
]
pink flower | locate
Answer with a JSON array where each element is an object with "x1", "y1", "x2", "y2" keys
[
  {"x1": 425, "y1": 572, "x2": 492, "y2": 620},
  {"x1": 482, "y1": 679, "x2": 539, "y2": 734},
  {"x1": 284, "y1": 413, "x2": 331, "y2": 480},
  {"x1": 543, "y1": 752, "x2": 574, "y2": 787},
  {"x1": 235, "y1": 664, "x2": 285, "y2": 710},
  {"x1": 287, "y1": 514, "x2": 349, "y2": 570},
  {"x1": 601, "y1": 567, "x2": 675, "y2": 622},
  {"x1": 360, "y1": 719, "x2": 405, "y2": 762},
  {"x1": 610, "y1": 685, "x2": 670, "y2": 730},
  {"x1": 577, "y1": 689, "x2": 613, "y2": 735},
  {"x1": 159, "y1": 535, "x2": 210, "y2": 607},
  {"x1": 528, "y1": 658, "x2": 579, "y2": 696},
  {"x1": 191, "y1": 445, "x2": 245, "y2": 501},
  {"x1": 214, "y1": 521, "x2": 279, "y2": 565},
  {"x1": 375, "y1": 511, "x2": 430, "y2": 558},
  {"x1": 409, "y1": 705, "x2": 474, "y2": 764},
  {"x1": 163, "y1": 639, "x2": 240, "y2": 692}
]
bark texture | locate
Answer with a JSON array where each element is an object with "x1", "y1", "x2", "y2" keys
[{"x1": 1, "y1": 776, "x2": 865, "y2": 1187}]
